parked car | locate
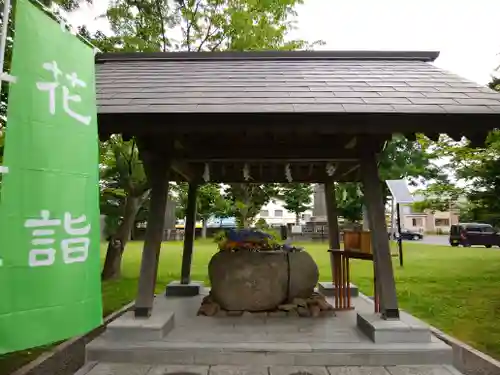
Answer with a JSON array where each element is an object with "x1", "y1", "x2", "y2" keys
[
  {"x1": 389, "y1": 229, "x2": 423, "y2": 241},
  {"x1": 449, "y1": 223, "x2": 500, "y2": 248}
]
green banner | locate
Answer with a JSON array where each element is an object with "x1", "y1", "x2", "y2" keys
[{"x1": 0, "y1": 0, "x2": 102, "y2": 354}]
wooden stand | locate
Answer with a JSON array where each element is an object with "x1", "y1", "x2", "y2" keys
[{"x1": 328, "y1": 249, "x2": 380, "y2": 313}]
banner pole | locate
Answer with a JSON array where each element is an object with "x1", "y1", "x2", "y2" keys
[{"x1": 0, "y1": 0, "x2": 12, "y2": 97}]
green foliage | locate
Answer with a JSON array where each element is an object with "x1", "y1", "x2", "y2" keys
[
  {"x1": 224, "y1": 183, "x2": 278, "y2": 228},
  {"x1": 42, "y1": 0, "x2": 92, "y2": 11},
  {"x1": 173, "y1": 182, "x2": 226, "y2": 222},
  {"x1": 254, "y1": 218, "x2": 269, "y2": 229},
  {"x1": 335, "y1": 182, "x2": 363, "y2": 223},
  {"x1": 488, "y1": 76, "x2": 500, "y2": 92},
  {"x1": 462, "y1": 157, "x2": 500, "y2": 226},
  {"x1": 103, "y1": 0, "x2": 318, "y2": 53},
  {"x1": 426, "y1": 106, "x2": 500, "y2": 226},
  {"x1": 212, "y1": 229, "x2": 227, "y2": 243},
  {"x1": 258, "y1": 227, "x2": 280, "y2": 241},
  {"x1": 379, "y1": 134, "x2": 443, "y2": 185},
  {"x1": 100, "y1": 136, "x2": 148, "y2": 198},
  {"x1": 333, "y1": 134, "x2": 441, "y2": 223},
  {"x1": 413, "y1": 182, "x2": 464, "y2": 213},
  {"x1": 278, "y1": 183, "x2": 312, "y2": 223},
  {"x1": 100, "y1": 136, "x2": 150, "y2": 238}
]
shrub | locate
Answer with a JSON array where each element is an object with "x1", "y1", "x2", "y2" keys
[
  {"x1": 213, "y1": 230, "x2": 227, "y2": 243},
  {"x1": 254, "y1": 218, "x2": 269, "y2": 230}
]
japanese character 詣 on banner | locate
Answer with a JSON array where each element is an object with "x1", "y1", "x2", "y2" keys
[{"x1": 0, "y1": 0, "x2": 102, "y2": 354}]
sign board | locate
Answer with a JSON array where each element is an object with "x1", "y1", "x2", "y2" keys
[
  {"x1": 385, "y1": 179, "x2": 414, "y2": 204},
  {"x1": 0, "y1": 0, "x2": 102, "y2": 354}
]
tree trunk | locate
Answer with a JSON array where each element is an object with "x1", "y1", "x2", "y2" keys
[
  {"x1": 201, "y1": 219, "x2": 207, "y2": 238},
  {"x1": 295, "y1": 213, "x2": 300, "y2": 225},
  {"x1": 101, "y1": 195, "x2": 142, "y2": 280}
]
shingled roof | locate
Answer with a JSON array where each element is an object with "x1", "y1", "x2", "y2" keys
[{"x1": 96, "y1": 50, "x2": 500, "y2": 115}]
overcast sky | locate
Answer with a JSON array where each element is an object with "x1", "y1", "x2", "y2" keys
[{"x1": 68, "y1": 0, "x2": 500, "y2": 85}]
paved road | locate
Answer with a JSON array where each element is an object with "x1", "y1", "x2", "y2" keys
[
  {"x1": 392, "y1": 235, "x2": 449, "y2": 246},
  {"x1": 418, "y1": 235, "x2": 449, "y2": 246}
]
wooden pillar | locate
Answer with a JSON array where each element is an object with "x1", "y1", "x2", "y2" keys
[
  {"x1": 325, "y1": 181, "x2": 341, "y2": 300},
  {"x1": 134, "y1": 157, "x2": 170, "y2": 318},
  {"x1": 181, "y1": 182, "x2": 198, "y2": 284},
  {"x1": 325, "y1": 181, "x2": 340, "y2": 249},
  {"x1": 360, "y1": 152, "x2": 400, "y2": 320}
]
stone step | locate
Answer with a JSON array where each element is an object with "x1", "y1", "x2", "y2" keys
[{"x1": 86, "y1": 339, "x2": 453, "y2": 366}]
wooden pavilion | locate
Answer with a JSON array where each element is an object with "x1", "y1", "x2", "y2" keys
[{"x1": 96, "y1": 50, "x2": 500, "y2": 321}]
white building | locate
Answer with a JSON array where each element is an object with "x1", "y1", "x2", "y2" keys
[{"x1": 256, "y1": 199, "x2": 313, "y2": 227}]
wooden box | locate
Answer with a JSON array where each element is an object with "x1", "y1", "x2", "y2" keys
[{"x1": 343, "y1": 230, "x2": 372, "y2": 254}]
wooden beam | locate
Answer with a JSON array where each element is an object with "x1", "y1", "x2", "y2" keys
[
  {"x1": 181, "y1": 182, "x2": 198, "y2": 284},
  {"x1": 467, "y1": 133, "x2": 488, "y2": 148},
  {"x1": 426, "y1": 133, "x2": 440, "y2": 142},
  {"x1": 336, "y1": 164, "x2": 360, "y2": 179},
  {"x1": 165, "y1": 162, "x2": 365, "y2": 183},
  {"x1": 403, "y1": 133, "x2": 417, "y2": 142},
  {"x1": 135, "y1": 156, "x2": 170, "y2": 318},
  {"x1": 171, "y1": 160, "x2": 198, "y2": 182},
  {"x1": 345, "y1": 137, "x2": 357, "y2": 149},
  {"x1": 360, "y1": 151, "x2": 400, "y2": 320},
  {"x1": 172, "y1": 148, "x2": 363, "y2": 161},
  {"x1": 99, "y1": 112, "x2": 498, "y2": 140}
]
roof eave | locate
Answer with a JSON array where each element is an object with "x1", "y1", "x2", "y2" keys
[{"x1": 95, "y1": 50, "x2": 440, "y2": 63}]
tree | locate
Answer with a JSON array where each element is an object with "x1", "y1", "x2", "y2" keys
[
  {"x1": 100, "y1": 136, "x2": 150, "y2": 280},
  {"x1": 335, "y1": 182, "x2": 363, "y2": 223},
  {"x1": 425, "y1": 79, "x2": 500, "y2": 226},
  {"x1": 104, "y1": 0, "x2": 319, "y2": 53},
  {"x1": 173, "y1": 182, "x2": 227, "y2": 238},
  {"x1": 223, "y1": 183, "x2": 278, "y2": 228},
  {"x1": 379, "y1": 134, "x2": 444, "y2": 186},
  {"x1": 41, "y1": 0, "x2": 91, "y2": 9},
  {"x1": 412, "y1": 182, "x2": 464, "y2": 213},
  {"x1": 331, "y1": 135, "x2": 442, "y2": 223},
  {"x1": 458, "y1": 153, "x2": 500, "y2": 226},
  {"x1": 279, "y1": 183, "x2": 312, "y2": 224}
]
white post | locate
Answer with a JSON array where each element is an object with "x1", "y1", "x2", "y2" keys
[{"x1": 390, "y1": 197, "x2": 396, "y2": 238}]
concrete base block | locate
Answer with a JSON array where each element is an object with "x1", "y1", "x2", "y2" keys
[
  {"x1": 357, "y1": 312, "x2": 432, "y2": 343},
  {"x1": 105, "y1": 310, "x2": 174, "y2": 341},
  {"x1": 165, "y1": 281, "x2": 204, "y2": 297},
  {"x1": 318, "y1": 282, "x2": 359, "y2": 297}
]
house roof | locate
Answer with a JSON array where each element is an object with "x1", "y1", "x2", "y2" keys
[{"x1": 96, "y1": 50, "x2": 500, "y2": 116}]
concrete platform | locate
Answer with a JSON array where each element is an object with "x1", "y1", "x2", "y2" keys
[
  {"x1": 318, "y1": 282, "x2": 359, "y2": 297},
  {"x1": 86, "y1": 292, "x2": 453, "y2": 366},
  {"x1": 166, "y1": 281, "x2": 204, "y2": 297}
]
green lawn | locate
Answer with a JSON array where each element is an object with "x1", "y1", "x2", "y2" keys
[{"x1": 2, "y1": 240, "x2": 500, "y2": 374}]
